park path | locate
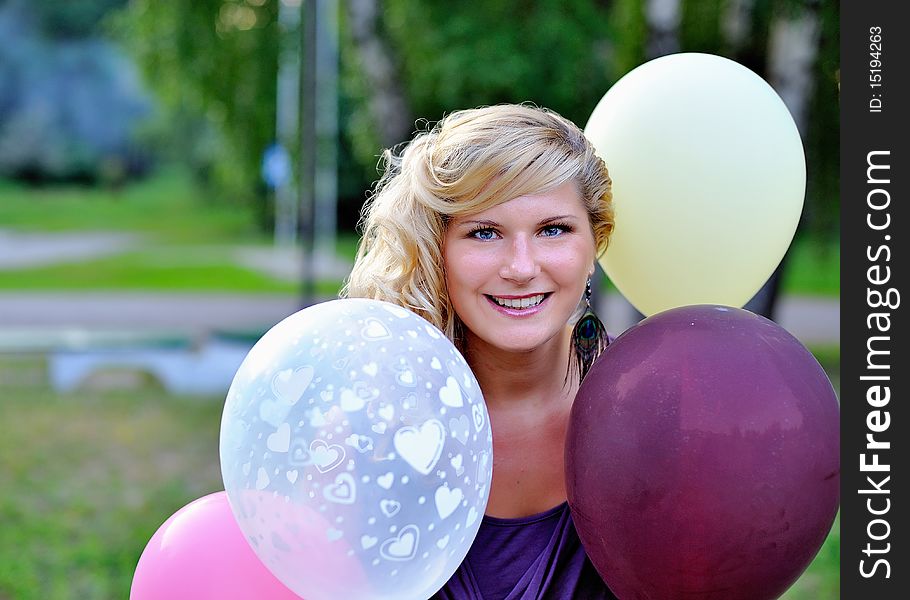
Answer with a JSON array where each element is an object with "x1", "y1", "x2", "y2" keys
[{"x1": 0, "y1": 229, "x2": 140, "y2": 268}]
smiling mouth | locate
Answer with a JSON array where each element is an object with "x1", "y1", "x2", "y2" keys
[{"x1": 485, "y1": 293, "x2": 550, "y2": 309}]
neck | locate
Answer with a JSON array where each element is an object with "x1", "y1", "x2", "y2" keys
[
  {"x1": 463, "y1": 326, "x2": 579, "y2": 518},
  {"x1": 462, "y1": 326, "x2": 575, "y2": 409}
]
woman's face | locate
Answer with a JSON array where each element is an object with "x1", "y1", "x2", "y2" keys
[{"x1": 443, "y1": 181, "x2": 596, "y2": 354}]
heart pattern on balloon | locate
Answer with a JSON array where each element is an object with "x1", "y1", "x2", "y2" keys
[
  {"x1": 324, "y1": 473, "x2": 357, "y2": 504},
  {"x1": 380, "y1": 498, "x2": 401, "y2": 517},
  {"x1": 393, "y1": 419, "x2": 445, "y2": 475},
  {"x1": 449, "y1": 415, "x2": 470, "y2": 445},
  {"x1": 439, "y1": 377, "x2": 464, "y2": 407},
  {"x1": 395, "y1": 366, "x2": 416, "y2": 387},
  {"x1": 326, "y1": 527, "x2": 343, "y2": 542},
  {"x1": 340, "y1": 387, "x2": 367, "y2": 412},
  {"x1": 309, "y1": 440, "x2": 345, "y2": 473},
  {"x1": 255, "y1": 467, "x2": 270, "y2": 490},
  {"x1": 267, "y1": 423, "x2": 291, "y2": 453},
  {"x1": 362, "y1": 362, "x2": 379, "y2": 377},
  {"x1": 450, "y1": 453, "x2": 464, "y2": 475},
  {"x1": 377, "y1": 472, "x2": 395, "y2": 490},
  {"x1": 378, "y1": 404, "x2": 395, "y2": 422},
  {"x1": 434, "y1": 485, "x2": 464, "y2": 520},
  {"x1": 345, "y1": 433, "x2": 374, "y2": 453},
  {"x1": 472, "y1": 403, "x2": 485, "y2": 432},
  {"x1": 380, "y1": 525, "x2": 419, "y2": 561},
  {"x1": 258, "y1": 396, "x2": 294, "y2": 429},
  {"x1": 271, "y1": 366, "x2": 314, "y2": 404},
  {"x1": 362, "y1": 318, "x2": 391, "y2": 340}
]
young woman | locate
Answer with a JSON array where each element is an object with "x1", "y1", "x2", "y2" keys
[{"x1": 344, "y1": 104, "x2": 616, "y2": 599}]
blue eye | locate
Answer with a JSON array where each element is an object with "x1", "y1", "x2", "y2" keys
[
  {"x1": 541, "y1": 224, "x2": 572, "y2": 237},
  {"x1": 470, "y1": 228, "x2": 497, "y2": 240}
]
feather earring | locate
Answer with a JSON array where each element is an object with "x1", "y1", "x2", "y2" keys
[{"x1": 571, "y1": 277, "x2": 609, "y2": 382}]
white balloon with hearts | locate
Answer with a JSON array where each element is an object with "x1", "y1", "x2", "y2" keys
[{"x1": 220, "y1": 298, "x2": 493, "y2": 600}]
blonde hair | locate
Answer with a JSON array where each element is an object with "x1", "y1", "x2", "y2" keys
[{"x1": 342, "y1": 104, "x2": 614, "y2": 344}]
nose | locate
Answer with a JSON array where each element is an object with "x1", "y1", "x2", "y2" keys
[{"x1": 499, "y1": 234, "x2": 540, "y2": 282}]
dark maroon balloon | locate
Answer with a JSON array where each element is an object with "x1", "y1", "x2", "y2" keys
[{"x1": 565, "y1": 305, "x2": 839, "y2": 600}]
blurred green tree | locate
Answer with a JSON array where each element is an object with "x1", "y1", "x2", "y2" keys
[
  {"x1": 113, "y1": 0, "x2": 837, "y2": 240},
  {"x1": 344, "y1": 0, "x2": 614, "y2": 165},
  {"x1": 111, "y1": 0, "x2": 279, "y2": 221}
]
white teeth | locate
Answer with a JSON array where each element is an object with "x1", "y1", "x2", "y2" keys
[{"x1": 491, "y1": 294, "x2": 545, "y2": 309}]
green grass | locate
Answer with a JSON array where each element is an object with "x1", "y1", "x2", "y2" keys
[
  {"x1": 807, "y1": 343, "x2": 841, "y2": 394},
  {"x1": 0, "y1": 168, "x2": 265, "y2": 244},
  {"x1": 0, "y1": 167, "x2": 363, "y2": 293},
  {"x1": 781, "y1": 236, "x2": 840, "y2": 297},
  {"x1": 0, "y1": 356, "x2": 225, "y2": 600},
  {"x1": 0, "y1": 247, "x2": 344, "y2": 295}
]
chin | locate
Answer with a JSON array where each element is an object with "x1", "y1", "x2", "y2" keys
[
  {"x1": 482, "y1": 329, "x2": 564, "y2": 355},
  {"x1": 495, "y1": 342, "x2": 539, "y2": 354}
]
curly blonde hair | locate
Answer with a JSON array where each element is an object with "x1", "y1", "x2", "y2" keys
[{"x1": 342, "y1": 104, "x2": 614, "y2": 345}]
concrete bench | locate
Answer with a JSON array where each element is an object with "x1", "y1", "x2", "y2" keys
[{"x1": 0, "y1": 328, "x2": 262, "y2": 396}]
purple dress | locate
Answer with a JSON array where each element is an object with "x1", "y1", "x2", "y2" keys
[{"x1": 433, "y1": 502, "x2": 617, "y2": 600}]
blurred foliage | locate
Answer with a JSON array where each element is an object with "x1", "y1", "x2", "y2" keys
[
  {"x1": 680, "y1": 0, "x2": 726, "y2": 54},
  {"x1": 110, "y1": 0, "x2": 838, "y2": 238},
  {"x1": 338, "y1": 0, "x2": 617, "y2": 219},
  {"x1": 383, "y1": 0, "x2": 614, "y2": 130},
  {"x1": 609, "y1": 0, "x2": 647, "y2": 76},
  {"x1": 803, "y1": 0, "x2": 840, "y2": 238},
  {"x1": 109, "y1": 0, "x2": 279, "y2": 216},
  {"x1": 0, "y1": 0, "x2": 152, "y2": 183}
]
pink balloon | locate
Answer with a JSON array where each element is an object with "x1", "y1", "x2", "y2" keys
[
  {"x1": 130, "y1": 491, "x2": 303, "y2": 600},
  {"x1": 226, "y1": 489, "x2": 370, "y2": 599}
]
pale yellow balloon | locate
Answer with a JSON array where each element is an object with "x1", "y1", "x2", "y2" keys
[{"x1": 585, "y1": 53, "x2": 805, "y2": 316}]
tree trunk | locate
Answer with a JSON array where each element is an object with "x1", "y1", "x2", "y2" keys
[
  {"x1": 766, "y1": 2, "x2": 820, "y2": 138},
  {"x1": 344, "y1": 0, "x2": 413, "y2": 147},
  {"x1": 645, "y1": 0, "x2": 681, "y2": 58},
  {"x1": 722, "y1": 0, "x2": 755, "y2": 55}
]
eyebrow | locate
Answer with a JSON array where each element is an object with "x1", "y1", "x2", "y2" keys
[{"x1": 456, "y1": 215, "x2": 579, "y2": 228}]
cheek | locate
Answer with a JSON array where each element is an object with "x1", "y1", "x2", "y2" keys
[
  {"x1": 442, "y1": 243, "x2": 482, "y2": 309},
  {"x1": 445, "y1": 243, "x2": 497, "y2": 286},
  {"x1": 550, "y1": 241, "x2": 594, "y2": 278},
  {"x1": 443, "y1": 248, "x2": 466, "y2": 291}
]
